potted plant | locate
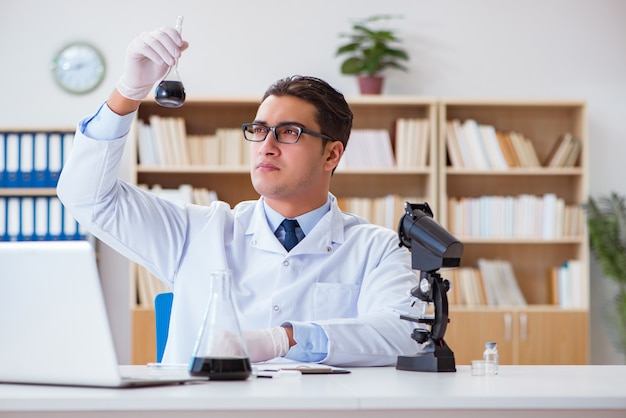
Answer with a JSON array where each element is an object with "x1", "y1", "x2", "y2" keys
[
  {"x1": 336, "y1": 14, "x2": 410, "y2": 94},
  {"x1": 586, "y1": 192, "x2": 626, "y2": 356}
]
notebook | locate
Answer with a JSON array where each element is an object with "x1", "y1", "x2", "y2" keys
[{"x1": 0, "y1": 240, "x2": 205, "y2": 387}]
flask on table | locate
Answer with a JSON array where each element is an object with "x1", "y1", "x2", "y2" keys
[{"x1": 189, "y1": 269, "x2": 252, "y2": 380}]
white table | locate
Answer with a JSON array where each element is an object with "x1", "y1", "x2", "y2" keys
[{"x1": 1, "y1": 365, "x2": 625, "y2": 417}]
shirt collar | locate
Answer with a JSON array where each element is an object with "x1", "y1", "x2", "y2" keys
[{"x1": 263, "y1": 195, "x2": 331, "y2": 236}]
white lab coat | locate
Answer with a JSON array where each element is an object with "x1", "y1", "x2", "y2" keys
[{"x1": 57, "y1": 130, "x2": 421, "y2": 366}]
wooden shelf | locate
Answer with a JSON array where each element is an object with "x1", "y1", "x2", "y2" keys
[
  {"x1": 438, "y1": 98, "x2": 589, "y2": 364},
  {"x1": 0, "y1": 188, "x2": 57, "y2": 196},
  {"x1": 125, "y1": 96, "x2": 589, "y2": 365}
]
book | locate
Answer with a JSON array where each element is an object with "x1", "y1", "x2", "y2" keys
[
  {"x1": 445, "y1": 121, "x2": 465, "y2": 168},
  {"x1": 477, "y1": 259, "x2": 526, "y2": 307},
  {"x1": 462, "y1": 119, "x2": 490, "y2": 169},
  {"x1": 496, "y1": 131, "x2": 521, "y2": 167},
  {"x1": 553, "y1": 260, "x2": 584, "y2": 308},
  {"x1": 338, "y1": 129, "x2": 395, "y2": 169},
  {"x1": 544, "y1": 133, "x2": 573, "y2": 167},
  {"x1": 148, "y1": 115, "x2": 171, "y2": 166},
  {"x1": 479, "y1": 124, "x2": 508, "y2": 170},
  {"x1": 562, "y1": 138, "x2": 582, "y2": 167},
  {"x1": 137, "y1": 120, "x2": 158, "y2": 165},
  {"x1": 453, "y1": 119, "x2": 475, "y2": 168},
  {"x1": 396, "y1": 118, "x2": 429, "y2": 169}
]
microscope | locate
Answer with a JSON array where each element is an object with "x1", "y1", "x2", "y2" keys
[{"x1": 396, "y1": 202, "x2": 464, "y2": 372}]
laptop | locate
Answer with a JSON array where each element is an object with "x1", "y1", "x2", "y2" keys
[{"x1": 0, "y1": 240, "x2": 205, "y2": 387}]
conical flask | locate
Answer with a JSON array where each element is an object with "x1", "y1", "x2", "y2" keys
[
  {"x1": 154, "y1": 16, "x2": 186, "y2": 108},
  {"x1": 189, "y1": 269, "x2": 252, "y2": 380}
]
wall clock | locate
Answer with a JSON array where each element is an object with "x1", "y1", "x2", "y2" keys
[{"x1": 51, "y1": 42, "x2": 106, "y2": 94}]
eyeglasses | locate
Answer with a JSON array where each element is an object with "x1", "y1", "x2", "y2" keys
[{"x1": 242, "y1": 123, "x2": 336, "y2": 144}]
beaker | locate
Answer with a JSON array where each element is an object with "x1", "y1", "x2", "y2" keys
[
  {"x1": 154, "y1": 16, "x2": 186, "y2": 108},
  {"x1": 189, "y1": 269, "x2": 252, "y2": 380}
]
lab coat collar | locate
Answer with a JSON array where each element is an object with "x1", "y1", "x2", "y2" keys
[{"x1": 245, "y1": 194, "x2": 345, "y2": 255}]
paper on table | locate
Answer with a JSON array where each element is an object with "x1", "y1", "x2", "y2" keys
[{"x1": 254, "y1": 359, "x2": 351, "y2": 375}]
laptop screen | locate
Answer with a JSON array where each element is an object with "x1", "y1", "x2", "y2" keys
[{"x1": 0, "y1": 240, "x2": 123, "y2": 386}]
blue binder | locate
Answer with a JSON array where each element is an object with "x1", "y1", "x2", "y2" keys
[
  {"x1": 18, "y1": 133, "x2": 34, "y2": 187},
  {"x1": 33, "y1": 132, "x2": 48, "y2": 188},
  {"x1": 47, "y1": 133, "x2": 63, "y2": 187},
  {"x1": 0, "y1": 133, "x2": 6, "y2": 187},
  {"x1": 5, "y1": 133, "x2": 19, "y2": 187}
]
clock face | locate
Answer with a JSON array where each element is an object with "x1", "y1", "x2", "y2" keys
[{"x1": 51, "y1": 42, "x2": 105, "y2": 94}]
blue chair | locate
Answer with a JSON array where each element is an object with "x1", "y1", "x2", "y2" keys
[{"x1": 154, "y1": 292, "x2": 173, "y2": 363}]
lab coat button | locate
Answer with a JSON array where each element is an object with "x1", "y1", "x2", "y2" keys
[
  {"x1": 273, "y1": 305, "x2": 280, "y2": 312},
  {"x1": 283, "y1": 260, "x2": 289, "y2": 266},
  {"x1": 326, "y1": 246, "x2": 332, "y2": 252}
]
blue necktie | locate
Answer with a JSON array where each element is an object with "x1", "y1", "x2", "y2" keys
[{"x1": 281, "y1": 219, "x2": 300, "y2": 251}]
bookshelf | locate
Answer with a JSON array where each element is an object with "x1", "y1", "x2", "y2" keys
[
  {"x1": 0, "y1": 130, "x2": 87, "y2": 241},
  {"x1": 129, "y1": 96, "x2": 438, "y2": 364},
  {"x1": 437, "y1": 99, "x2": 589, "y2": 365}
]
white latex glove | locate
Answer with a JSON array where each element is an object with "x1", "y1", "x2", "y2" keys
[
  {"x1": 243, "y1": 327, "x2": 290, "y2": 363},
  {"x1": 116, "y1": 26, "x2": 187, "y2": 100}
]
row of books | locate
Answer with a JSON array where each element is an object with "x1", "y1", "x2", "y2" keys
[
  {"x1": 0, "y1": 131, "x2": 74, "y2": 188},
  {"x1": 137, "y1": 115, "x2": 250, "y2": 167},
  {"x1": 139, "y1": 184, "x2": 422, "y2": 232},
  {"x1": 0, "y1": 196, "x2": 86, "y2": 241},
  {"x1": 446, "y1": 258, "x2": 585, "y2": 308},
  {"x1": 445, "y1": 119, "x2": 581, "y2": 169},
  {"x1": 445, "y1": 259, "x2": 527, "y2": 307},
  {"x1": 337, "y1": 129, "x2": 396, "y2": 169},
  {"x1": 394, "y1": 118, "x2": 430, "y2": 168},
  {"x1": 548, "y1": 260, "x2": 586, "y2": 308},
  {"x1": 447, "y1": 194, "x2": 583, "y2": 238},
  {"x1": 336, "y1": 195, "x2": 423, "y2": 230},
  {"x1": 137, "y1": 115, "x2": 432, "y2": 170},
  {"x1": 138, "y1": 183, "x2": 219, "y2": 206},
  {"x1": 543, "y1": 133, "x2": 583, "y2": 168},
  {"x1": 337, "y1": 119, "x2": 430, "y2": 170}
]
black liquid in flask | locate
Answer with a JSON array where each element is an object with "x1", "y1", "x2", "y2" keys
[
  {"x1": 155, "y1": 16, "x2": 186, "y2": 108},
  {"x1": 155, "y1": 80, "x2": 185, "y2": 108},
  {"x1": 189, "y1": 357, "x2": 252, "y2": 381},
  {"x1": 188, "y1": 269, "x2": 251, "y2": 381}
]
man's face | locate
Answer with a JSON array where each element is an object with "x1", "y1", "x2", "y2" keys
[{"x1": 249, "y1": 95, "x2": 341, "y2": 211}]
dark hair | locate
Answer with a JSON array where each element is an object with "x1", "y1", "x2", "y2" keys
[{"x1": 262, "y1": 75, "x2": 353, "y2": 150}]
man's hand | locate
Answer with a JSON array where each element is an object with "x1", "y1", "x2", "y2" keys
[
  {"x1": 116, "y1": 26, "x2": 188, "y2": 100},
  {"x1": 243, "y1": 327, "x2": 291, "y2": 363}
]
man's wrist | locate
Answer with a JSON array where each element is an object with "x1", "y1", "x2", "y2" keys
[
  {"x1": 282, "y1": 326, "x2": 296, "y2": 347},
  {"x1": 107, "y1": 88, "x2": 142, "y2": 116}
]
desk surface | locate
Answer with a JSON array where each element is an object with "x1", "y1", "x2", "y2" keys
[{"x1": 2, "y1": 365, "x2": 626, "y2": 418}]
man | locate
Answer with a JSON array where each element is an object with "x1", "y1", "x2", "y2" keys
[{"x1": 57, "y1": 25, "x2": 419, "y2": 366}]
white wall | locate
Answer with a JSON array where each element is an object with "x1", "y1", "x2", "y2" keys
[{"x1": 3, "y1": 0, "x2": 625, "y2": 364}]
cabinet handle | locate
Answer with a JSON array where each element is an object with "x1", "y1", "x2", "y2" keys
[
  {"x1": 519, "y1": 313, "x2": 527, "y2": 342},
  {"x1": 504, "y1": 313, "x2": 512, "y2": 341}
]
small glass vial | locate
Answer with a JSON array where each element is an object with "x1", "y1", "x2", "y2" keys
[{"x1": 483, "y1": 341, "x2": 499, "y2": 375}]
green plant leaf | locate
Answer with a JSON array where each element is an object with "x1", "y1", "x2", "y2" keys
[
  {"x1": 340, "y1": 57, "x2": 365, "y2": 75},
  {"x1": 336, "y1": 14, "x2": 409, "y2": 76},
  {"x1": 587, "y1": 191, "x2": 626, "y2": 354}
]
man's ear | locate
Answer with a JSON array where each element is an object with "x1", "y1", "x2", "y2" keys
[{"x1": 325, "y1": 141, "x2": 344, "y2": 172}]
